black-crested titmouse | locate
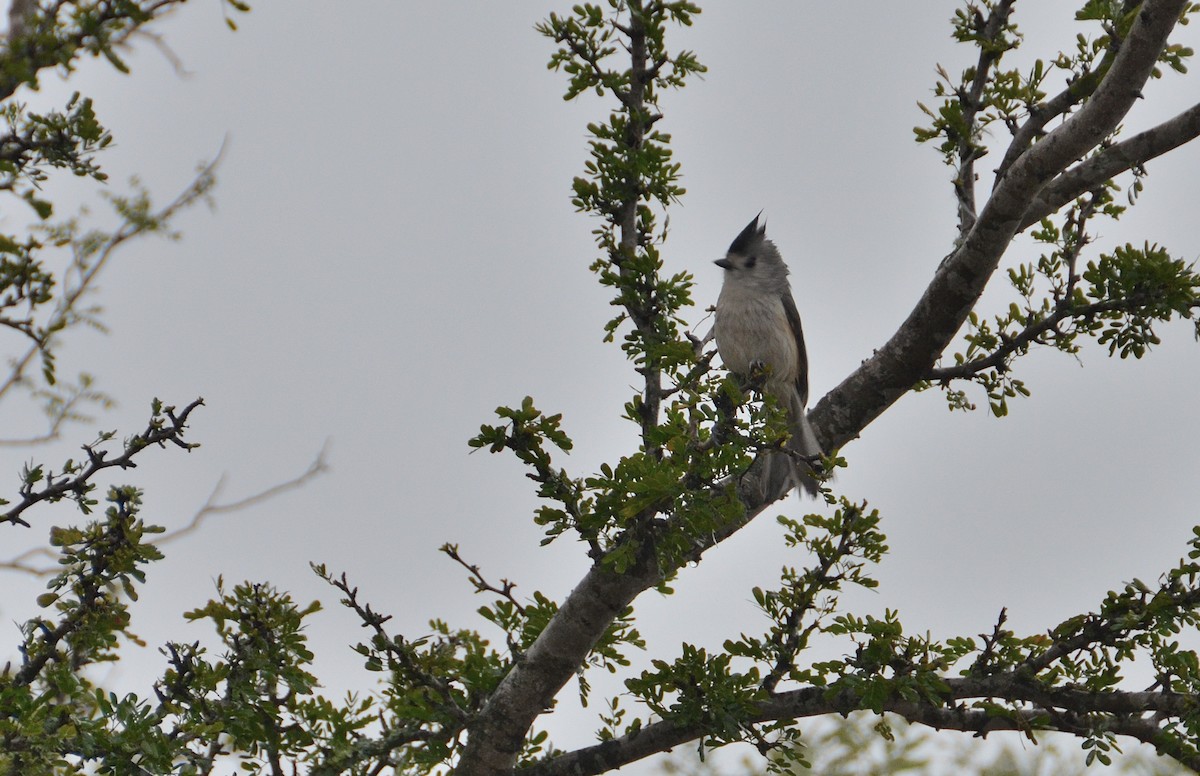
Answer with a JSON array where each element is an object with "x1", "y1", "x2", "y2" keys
[{"x1": 713, "y1": 214, "x2": 822, "y2": 497}]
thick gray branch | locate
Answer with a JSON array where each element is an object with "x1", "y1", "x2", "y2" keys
[{"x1": 457, "y1": 550, "x2": 664, "y2": 774}]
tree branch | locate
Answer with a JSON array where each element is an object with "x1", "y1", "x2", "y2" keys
[
  {"x1": 991, "y1": 0, "x2": 1137, "y2": 185},
  {"x1": 810, "y1": 0, "x2": 1188, "y2": 452},
  {"x1": 618, "y1": 6, "x2": 663, "y2": 454},
  {"x1": 0, "y1": 149, "x2": 223, "y2": 405},
  {"x1": 455, "y1": 545, "x2": 664, "y2": 775},
  {"x1": 1, "y1": 398, "x2": 202, "y2": 527},
  {"x1": 951, "y1": 0, "x2": 1016, "y2": 238},
  {"x1": 1, "y1": 0, "x2": 185, "y2": 101},
  {"x1": 520, "y1": 677, "x2": 1200, "y2": 776},
  {"x1": 0, "y1": 441, "x2": 328, "y2": 575},
  {"x1": 928, "y1": 192, "x2": 1097, "y2": 382},
  {"x1": 1021, "y1": 101, "x2": 1200, "y2": 230},
  {"x1": 457, "y1": 7, "x2": 679, "y2": 771}
]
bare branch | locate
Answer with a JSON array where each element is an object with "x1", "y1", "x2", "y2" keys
[
  {"x1": 125, "y1": 22, "x2": 193, "y2": 78},
  {"x1": 175, "y1": 439, "x2": 328, "y2": 526},
  {"x1": 143, "y1": 440, "x2": 330, "y2": 559},
  {"x1": 442, "y1": 543, "x2": 526, "y2": 616},
  {"x1": 0, "y1": 543, "x2": 54, "y2": 574},
  {"x1": 0, "y1": 378, "x2": 109, "y2": 447}
]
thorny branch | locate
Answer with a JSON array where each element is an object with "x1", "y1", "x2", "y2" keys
[
  {"x1": 442, "y1": 543, "x2": 526, "y2": 617},
  {"x1": 760, "y1": 510, "x2": 863, "y2": 695},
  {"x1": 323, "y1": 569, "x2": 469, "y2": 726},
  {"x1": 1, "y1": 398, "x2": 203, "y2": 527}
]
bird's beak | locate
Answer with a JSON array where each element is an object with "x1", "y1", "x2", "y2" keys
[{"x1": 714, "y1": 258, "x2": 733, "y2": 270}]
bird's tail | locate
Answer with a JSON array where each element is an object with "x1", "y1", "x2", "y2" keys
[
  {"x1": 783, "y1": 390, "x2": 823, "y2": 498},
  {"x1": 751, "y1": 389, "x2": 825, "y2": 503}
]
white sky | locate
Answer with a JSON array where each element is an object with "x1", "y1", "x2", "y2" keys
[{"x1": 1, "y1": 3, "x2": 1198, "y2": 774}]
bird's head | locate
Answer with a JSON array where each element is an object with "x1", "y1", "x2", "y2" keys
[{"x1": 714, "y1": 213, "x2": 790, "y2": 292}]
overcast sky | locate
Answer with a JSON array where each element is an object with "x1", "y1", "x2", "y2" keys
[{"x1": 2, "y1": 3, "x2": 1199, "y2": 774}]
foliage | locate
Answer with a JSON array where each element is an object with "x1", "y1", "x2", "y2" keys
[
  {"x1": 915, "y1": 0, "x2": 1200, "y2": 415},
  {"x1": 3, "y1": 1, "x2": 1200, "y2": 775}
]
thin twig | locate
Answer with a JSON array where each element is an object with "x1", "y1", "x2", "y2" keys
[
  {"x1": 0, "y1": 146, "x2": 226, "y2": 404},
  {"x1": 0, "y1": 439, "x2": 330, "y2": 575}
]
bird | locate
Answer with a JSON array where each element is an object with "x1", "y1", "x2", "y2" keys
[{"x1": 713, "y1": 213, "x2": 822, "y2": 498}]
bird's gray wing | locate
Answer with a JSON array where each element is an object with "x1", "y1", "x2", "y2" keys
[{"x1": 781, "y1": 292, "x2": 809, "y2": 407}]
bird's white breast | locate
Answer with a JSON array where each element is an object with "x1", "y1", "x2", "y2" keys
[{"x1": 714, "y1": 283, "x2": 800, "y2": 388}]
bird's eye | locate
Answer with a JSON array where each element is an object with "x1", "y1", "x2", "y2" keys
[{"x1": 744, "y1": 255, "x2": 757, "y2": 268}]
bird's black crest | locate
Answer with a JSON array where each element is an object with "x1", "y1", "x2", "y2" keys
[{"x1": 728, "y1": 212, "x2": 766, "y2": 254}]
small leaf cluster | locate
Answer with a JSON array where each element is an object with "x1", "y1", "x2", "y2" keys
[
  {"x1": 585, "y1": 601, "x2": 646, "y2": 683},
  {"x1": 0, "y1": 487, "x2": 160, "y2": 774},
  {"x1": 924, "y1": 184, "x2": 1200, "y2": 414},
  {"x1": 926, "y1": 307, "x2": 1033, "y2": 416},
  {"x1": 814, "y1": 611, "x2": 963, "y2": 719},
  {"x1": 626, "y1": 644, "x2": 762, "y2": 745},
  {"x1": 470, "y1": 396, "x2": 585, "y2": 547},
  {"x1": 1080, "y1": 242, "x2": 1200, "y2": 357},
  {"x1": 914, "y1": 2, "x2": 1027, "y2": 165},
  {"x1": 585, "y1": 376, "x2": 755, "y2": 572},
  {"x1": 0, "y1": 92, "x2": 118, "y2": 379},
  {"x1": 468, "y1": 372, "x2": 788, "y2": 577},
  {"x1": 166, "y1": 579, "x2": 328, "y2": 770},
  {"x1": 725, "y1": 501, "x2": 888, "y2": 692},
  {"x1": 1, "y1": 0, "x2": 250, "y2": 93}
]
